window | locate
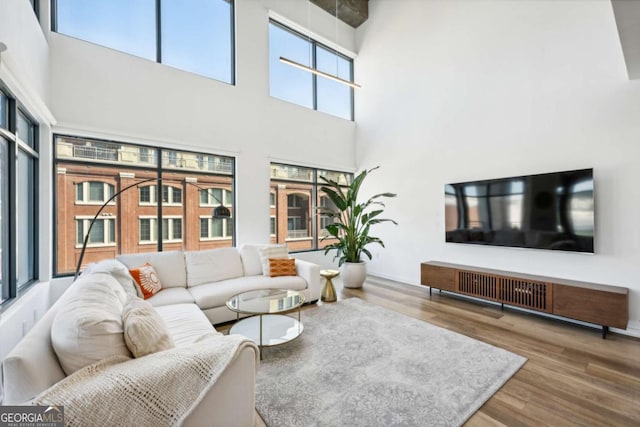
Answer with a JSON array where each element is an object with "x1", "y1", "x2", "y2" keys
[
  {"x1": 269, "y1": 20, "x2": 354, "y2": 120},
  {"x1": 1, "y1": 87, "x2": 39, "y2": 302},
  {"x1": 161, "y1": 0, "x2": 233, "y2": 82},
  {"x1": 76, "y1": 217, "x2": 116, "y2": 246},
  {"x1": 270, "y1": 163, "x2": 352, "y2": 252},
  {"x1": 29, "y1": 0, "x2": 39, "y2": 19},
  {"x1": 139, "y1": 217, "x2": 182, "y2": 243},
  {"x1": 162, "y1": 186, "x2": 182, "y2": 204},
  {"x1": 53, "y1": 0, "x2": 235, "y2": 83},
  {"x1": 200, "y1": 217, "x2": 233, "y2": 240},
  {"x1": 139, "y1": 218, "x2": 154, "y2": 242},
  {"x1": 55, "y1": 135, "x2": 235, "y2": 276},
  {"x1": 162, "y1": 218, "x2": 182, "y2": 242},
  {"x1": 318, "y1": 196, "x2": 337, "y2": 238},
  {"x1": 139, "y1": 185, "x2": 182, "y2": 205},
  {"x1": 200, "y1": 188, "x2": 232, "y2": 206},
  {"x1": 17, "y1": 110, "x2": 36, "y2": 148},
  {"x1": 0, "y1": 91, "x2": 8, "y2": 128},
  {"x1": 76, "y1": 181, "x2": 115, "y2": 203},
  {"x1": 0, "y1": 137, "x2": 9, "y2": 302},
  {"x1": 270, "y1": 192, "x2": 276, "y2": 207}
]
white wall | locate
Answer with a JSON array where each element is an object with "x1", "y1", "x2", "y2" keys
[
  {"x1": 49, "y1": 0, "x2": 357, "y2": 246},
  {"x1": 355, "y1": 0, "x2": 640, "y2": 333}
]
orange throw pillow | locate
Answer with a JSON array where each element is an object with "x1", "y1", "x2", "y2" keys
[
  {"x1": 129, "y1": 263, "x2": 162, "y2": 299},
  {"x1": 269, "y1": 258, "x2": 297, "y2": 277}
]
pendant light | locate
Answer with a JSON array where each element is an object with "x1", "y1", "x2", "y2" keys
[{"x1": 279, "y1": 0, "x2": 360, "y2": 89}]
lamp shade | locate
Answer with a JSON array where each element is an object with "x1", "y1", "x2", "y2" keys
[{"x1": 213, "y1": 205, "x2": 231, "y2": 219}]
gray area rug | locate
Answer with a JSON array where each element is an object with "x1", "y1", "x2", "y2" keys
[{"x1": 256, "y1": 298, "x2": 526, "y2": 427}]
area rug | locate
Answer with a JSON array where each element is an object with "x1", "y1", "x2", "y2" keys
[{"x1": 255, "y1": 297, "x2": 526, "y2": 427}]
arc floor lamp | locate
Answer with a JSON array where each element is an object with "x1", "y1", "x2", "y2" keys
[{"x1": 73, "y1": 177, "x2": 231, "y2": 280}]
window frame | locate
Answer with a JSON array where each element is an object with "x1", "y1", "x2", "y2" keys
[
  {"x1": 0, "y1": 84, "x2": 39, "y2": 305},
  {"x1": 75, "y1": 181, "x2": 116, "y2": 204},
  {"x1": 199, "y1": 215, "x2": 233, "y2": 241},
  {"x1": 75, "y1": 216, "x2": 116, "y2": 248},
  {"x1": 53, "y1": 134, "x2": 236, "y2": 277},
  {"x1": 199, "y1": 187, "x2": 233, "y2": 207},
  {"x1": 270, "y1": 162, "x2": 352, "y2": 253},
  {"x1": 269, "y1": 19, "x2": 355, "y2": 121}
]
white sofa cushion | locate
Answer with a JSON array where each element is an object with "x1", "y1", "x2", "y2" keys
[
  {"x1": 82, "y1": 259, "x2": 142, "y2": 298},
  {"x1": 146, "y1": 287, "x2": 195, "y2": 307},
  {"x1": 239, "y1": 244, "x2": 267, "y2": 276},
  {"x1": 258, "y1": 245, "x2": 289, "y2": 276},
  {"x1": 154, "y1": 303, "x2": 221, "y2": 347},
  {"x1": 116, "y1": 251, "x2": 187, "y2": 289},
  {"x1": 122, "y1": 297, "x2": 175, "y2": 358},
  {"x1": 185, "y1": 248, "x2": 244, "y2": 287},
  {"x1": 51, "y1": 273, "x2": 132, "y2": 375},
  {"x1": 188, "y1": 275, "x2": 307, "y2": 310}
]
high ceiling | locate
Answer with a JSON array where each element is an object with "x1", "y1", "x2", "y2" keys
[{"x1": 310, "y1": 0, "x2": 369, "y2": 28}]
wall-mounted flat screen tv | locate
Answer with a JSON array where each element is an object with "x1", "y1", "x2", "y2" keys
[{"x1": 445, "y1": 169, "x2": 594, "y2": 253}]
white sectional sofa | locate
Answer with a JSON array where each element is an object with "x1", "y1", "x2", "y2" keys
[
  {"x1": 1, "y1": 245, "x2": 321, "y2": 426},
  {"x1": 116, "y1": 245, "x2": 321, "y2": 323}
]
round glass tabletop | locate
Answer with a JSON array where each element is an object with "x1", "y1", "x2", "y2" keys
[{"x1": 226, "y1": 289, "x2": 305, "y2": 315}]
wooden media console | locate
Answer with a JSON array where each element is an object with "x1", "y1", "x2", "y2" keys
[{"x1": 420, "y1": 261, "x2": 628, "y2": 338}]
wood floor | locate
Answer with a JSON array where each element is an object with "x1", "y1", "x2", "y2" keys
[{"x1": 229, "y1": 277, "x2": 640, "y2": 427}]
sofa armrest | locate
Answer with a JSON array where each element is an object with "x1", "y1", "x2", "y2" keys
[
  {"x1": 183, "y1": 341, "x2": 259, "y2": 427},
  {"x1": 295, "y1": 259, "x2": 321, "y2": 303}
]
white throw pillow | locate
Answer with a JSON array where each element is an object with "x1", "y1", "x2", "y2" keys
[
  {"x1": 51, "y1": 273, "x2": 132, "y2": 375},
  {"x1": 122, "y1": 297, "x2": 175, "y2": 358},
  {"x1": 239, "y1": 244, "x2": 267, "y2": 276},
  {"x1": 184, "y1": 247, "x2": 244, "y2": 287},
  {"x1": 82, "y1": 259, "x2": 142, "y2": 298},
  {"x1": 259, "y1": 245, "x2": 289, "y2": 276}
]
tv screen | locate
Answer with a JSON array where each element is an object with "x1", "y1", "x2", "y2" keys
[{"x1": 445, "y1": 169, "x2": 594, "y2": 253}]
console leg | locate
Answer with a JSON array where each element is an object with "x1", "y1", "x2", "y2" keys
[
  {"x1": 602, "y1": 325, "x2": 609, "y2": 339},
  {"x1": 429, "y1": 287, "x2": 432, "y2": 296},
  {"x1": 501, "y1": 303, "x2": 504, "y2": 311}
]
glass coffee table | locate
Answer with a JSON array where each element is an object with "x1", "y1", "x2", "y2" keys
[{"x1": 226, "y1": 289, "x2": 305, "y2": 359}]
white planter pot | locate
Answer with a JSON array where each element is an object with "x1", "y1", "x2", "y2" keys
[{"x1": 340, "y1": 262, "x2": 367, "y2": 289}]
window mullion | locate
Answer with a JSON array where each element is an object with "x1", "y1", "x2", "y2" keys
[
  {"x1": 312, "y1": 41, "x2": 318, "y2": 111},
  {"x1": 155, "y1": 0, "x2": 162, "y2": 63}
]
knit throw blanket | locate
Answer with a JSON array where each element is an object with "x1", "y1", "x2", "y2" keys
[{"x1": 34, "y1": 334, "x2": 257, "y2": 427}]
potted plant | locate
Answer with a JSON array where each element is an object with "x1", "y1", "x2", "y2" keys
[{"x1": 319, "y1": 166, "x2": 397, "y2": 288}]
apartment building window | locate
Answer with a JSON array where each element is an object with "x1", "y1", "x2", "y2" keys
[
  {"x1": 269, "y1": 20, "x2": 354, "y2": 120},
  {"x1": 0, "y1": 86, "x2": 39, "y2": 303},
  {"x1": 163, "y1": 186, "x2": 182, "y2": 204},
  {"x1": 199, "y1": 188, "x2": 232, "y2": 206},
  {"x1": 53, "y1": 0, "x2": 235, "y2": 83},
  {"x1": 76, "y1": 217, "x2": 116, "y2": 246},
  {"x1": 139, "y1": 185, "x2": 181, "y2": 205},
  {"x1": 54, "y1": 134, "x2": 235, "y2": 276},
  {"x1": 139, "y1": 218, "x2": 155, "y2": 243},
  {"x1": 139, "y1": 217, "x2": 181, "y2": 243},
  {"x1": 270, "y1": 163, "x2": 352, "y2": 252},
  {"x1": 162, "y1": 218, "x2": 182, "y2": 242},
  {"x1": 76, "y1": 181, "x2": 115, "y2": 203},
  {"x1": 200, "y1": 217, "x2": 232, "y2": 240}
]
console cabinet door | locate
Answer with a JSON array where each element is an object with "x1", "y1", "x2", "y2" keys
[
  {"x1": 553, "y1": 284, "x2": 628, "y2": 329},
  {"x1": 421, "y1": 263, "x2": 456, "y2": 291}
]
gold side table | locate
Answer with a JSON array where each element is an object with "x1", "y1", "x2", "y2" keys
[{"x1": 320, "y1": 269, "x2": 339, "y2": 302}]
